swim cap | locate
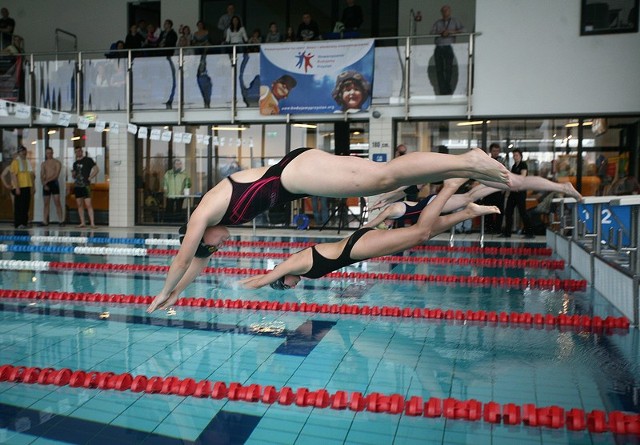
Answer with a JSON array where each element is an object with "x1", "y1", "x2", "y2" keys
[
  {"x1": 178, "y1": 224, "x2": 218, "y2": 258},
  {"x1": 270, "y1": 277, "x2": 291, "y2": 290}
]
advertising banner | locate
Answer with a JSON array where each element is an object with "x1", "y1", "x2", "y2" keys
[{"x1": 260, "y1": 39, "x2": 374, "y2": 115}]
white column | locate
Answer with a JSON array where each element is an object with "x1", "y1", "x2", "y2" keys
[{"x1": 108, "y1": 130, "x2": 135, "y2": 227}]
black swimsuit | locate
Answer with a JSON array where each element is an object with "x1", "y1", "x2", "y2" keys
[
  {"x1": 402, "y1": 194, "x2": 436, "y2": 225},
  {"x1": 301, "y1": 227, "x2": 373, "y2": 278},
  {"x1": 220, "y1": 148, "x2": 311, "y2": 225}
]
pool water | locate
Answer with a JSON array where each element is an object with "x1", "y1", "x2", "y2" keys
[{"x1": 0, "y1": 228, "x2": 638, "y2": 445}]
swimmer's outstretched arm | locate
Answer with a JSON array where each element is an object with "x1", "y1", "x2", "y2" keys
[
  {"x1": 147, "y1": 255, "x2": 210, "y2": 312},
  {"x1": 147, "y1": 215, "x2": 209, "y2": 313},
  {"x1": 240, "y1": 250, "x2": 310, "y2": 289},
  {"x1": 369, "y1": 186, "x2": 410, "y2": 210},
  {"x1": 363, "y1": 201, "x2": 409, "y2": 228}
]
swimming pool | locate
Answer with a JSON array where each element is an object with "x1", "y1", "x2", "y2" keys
[{"x1": 0, "y1": 227, "x2": 637, "y2": 444}]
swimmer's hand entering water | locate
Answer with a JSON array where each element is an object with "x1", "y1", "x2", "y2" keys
[{"x1": 147, "y1": 292, "x2": 179, "y2": 313}]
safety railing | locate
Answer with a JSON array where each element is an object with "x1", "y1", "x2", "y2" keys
[{"x1": 6, "y1": 33, "x2": 478, "y2": 124}]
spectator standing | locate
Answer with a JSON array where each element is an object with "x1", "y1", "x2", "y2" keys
[
  {"x1": 297, "y1": 13, "x2": 321, "y2": 41},
  {"x1": 482, "y1": 143, "x2": 506, "y2": 233},
  {"x1": 501, "y1": 149, "x2": 533, "y2": 238},
  {"x1": 72, "y1": 147, "x2": 99, "y2": 228},
  {"x1": 1, "y1": 153, "x2": 15, "y2": 205},
  {"x1": 284, "y1": 26, "x2": 296, "y2": 42},
  {"x1": 137, "y1": 20, "x2": 148, "y2": 40},
  {"x1": 217, "y1": 4, "x2": 235, "y2": 43},
  {"x1": 0, "y1": 34, "x2": 23, "y2": 56},
  {"x1": 144, "y1": 23, "x2": 159, "y2": 50},
  {"x1": 158, "y1": 19, "x2": 178, "y2": 54},
  {"x1": 264, "y1": 22, "x2": 282, "y2": 43},
  {"x1": 9, "y1": 146, "x2": 34, "y2": 229},
  {"x1": 40, "y1": 146, "x2": 64, "y2": 226},
  {"x1": 124, "y1": 24, "x2": 144, "y2": 52},
  {"x1": 430, "y1": 4, "x2": 464, "y2": 95},
  {"x1": 0, "y1": 8, "x2": 15, "y2": 50},
  {"x1": 192, "y1": 20, "x2": 210, "y2": 51},
  {"x1": 341, "y1": 0, "x2": 364, "y2": 32},
  {"x1": 248, "y1": 28, "x2": 262, "y2": 51},
  {"x1": 178, "y1": 25, "x2": 194, "y2": 54},
  {"x1": 225, "y1": 16, "x2": 248, "y2": 44},
  {"x1": 163, "y1": 159, "x2": 191, "y2": 222}
]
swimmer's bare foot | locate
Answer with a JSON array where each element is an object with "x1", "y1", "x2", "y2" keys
[
  {"x1": 465, "y1": 148, "x2": 511, "y2": 185},
  {"x1": 562, "y1": 182, "x2": 583, "y2": 201},
  {"x1": 466, "y1": 202, "x2": 500, "y2": 217}
]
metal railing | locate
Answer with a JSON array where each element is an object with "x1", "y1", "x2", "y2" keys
[{"x1": 4, "y1": 33, "x2": 478, "y2": 125}]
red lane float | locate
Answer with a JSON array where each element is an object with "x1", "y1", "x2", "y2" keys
[
  {"x1": 1, "y1": 363, "x2": 639, "y2": 435},
  {"x1": 0, "y1": 289, "x2": 628, "y2": 334}
]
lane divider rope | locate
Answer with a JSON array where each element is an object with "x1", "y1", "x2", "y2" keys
[
  {"x1": 0, "y1": 364, "x2": 636, "y2": 435},
  {"x1": 0, "y1": 244, "x2": 564, "y2": 269},
  {"x1": 0, "y1": 260, "x2": 587, "y2": 290},
  {"x1": 0, "y1": 235, "x2": 553, "y2": 256},
  {"x1": 0, "y1": 289, "x2": 628, "y2": 333}
]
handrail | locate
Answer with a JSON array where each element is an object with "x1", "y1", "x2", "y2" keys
[
  {"x1": 2, "y1": 33, "x2": 480, "y2": 123},
  {"x1": 26, "y1": 32, "x2": 478, "y2": 57},
  {"x1": 54, "y1": 28, "x2": 77, "y2": 53}
]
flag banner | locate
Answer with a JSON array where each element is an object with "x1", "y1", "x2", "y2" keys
[
  {"x1": 259, "y1": 39, "x2": 374, "y2": 115},
  {"x1": 161, "y1": 130, "x2": 172, "y2": 142},
  {"x1": 58, "y1": 113, "x2": 71, "y2": 127},
  {"x1": 150, "y1": 129, "x2": 161, "y2": 141},
  {"x1": 77, "y1": 116, "x2": 90, "y2": 129},
  {"x1": 39, "y1": 108, "x2": 53, "y2": 123}
]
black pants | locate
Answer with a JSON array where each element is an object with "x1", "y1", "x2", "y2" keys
[
  {"x1": 434, "y1": 45, "x2": 454, "y2": 95},
  {"x1": 13, "y1": 187, "x2": 31, "y2": 227},
  {"x1": 482, "y1": 191, "x2": 504, "y2": 233},
  {"x1": 165, "y1": 198, "x2": 184, "y2": 221},
  {"x1": 504, "y1": 191, "x2": 532, "y2": 236}
]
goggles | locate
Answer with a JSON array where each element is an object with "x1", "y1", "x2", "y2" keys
[{"x1": 178, "y1": 225, "x2": 219, "y2": 258}]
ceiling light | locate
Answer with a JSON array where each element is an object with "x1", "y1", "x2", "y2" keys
[
  {"x1": 456, "y1": 121, "x2": 484, "y2": 126},
  {"x1": 47, "y1": 130, "x2": 57, "y2": 135},
  {"x1": 71, "y1": 136, "x2": 81, "y2": 141},
  {"x1": 293, "y1": 123, "x2": 317, "y2": 129}
]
